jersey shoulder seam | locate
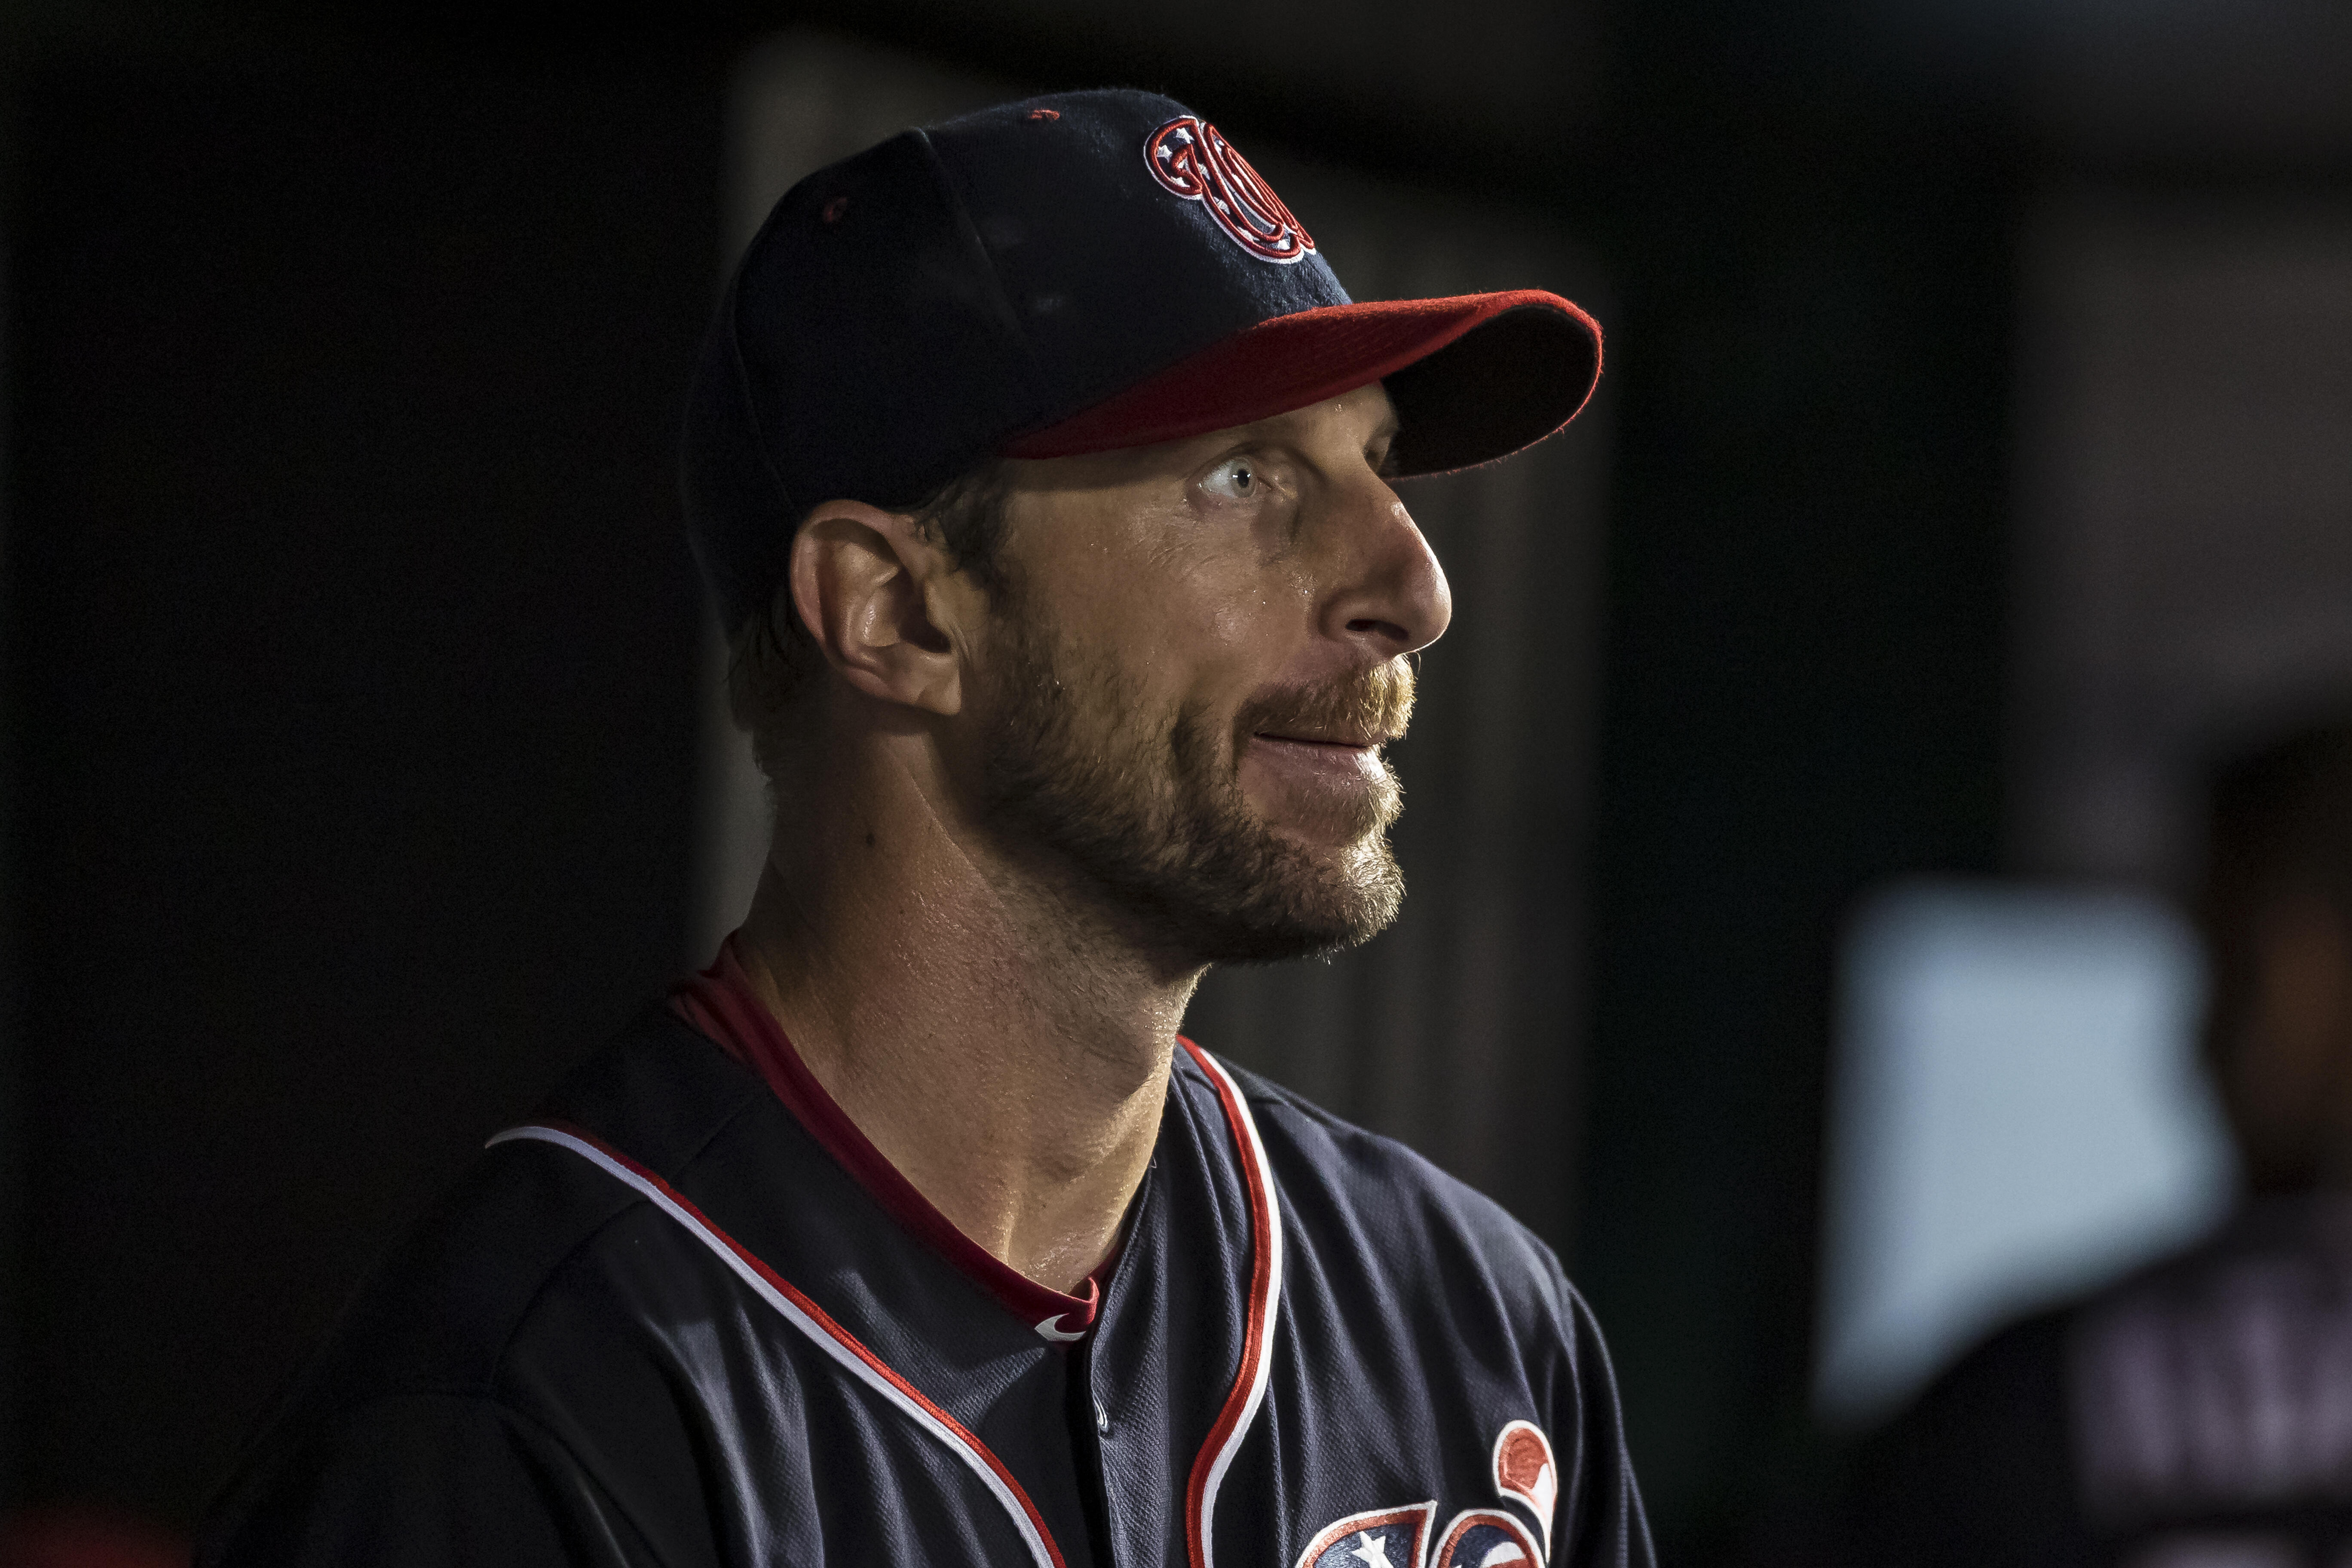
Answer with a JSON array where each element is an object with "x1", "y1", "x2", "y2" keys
[{"x1": 485, "y1": 1089, "x2": 772, "y2": 1382}]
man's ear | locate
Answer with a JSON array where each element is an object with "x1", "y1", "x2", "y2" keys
[{"x1": 786, "y1": 499, "x2": 970, "y2": 716}]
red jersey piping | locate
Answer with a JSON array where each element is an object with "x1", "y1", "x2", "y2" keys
[{"x1": 1178, "y1": 1037, "x2": 1286, "y2": 1568}]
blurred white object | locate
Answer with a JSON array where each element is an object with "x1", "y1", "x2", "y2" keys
[{"x1": 1814, "y1": 880, "x2": 2238, "y2": 1427}]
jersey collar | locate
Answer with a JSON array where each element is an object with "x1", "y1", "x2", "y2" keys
[{"x1": 671, "y1": 937, "x2": 1106, "y2": 1341}]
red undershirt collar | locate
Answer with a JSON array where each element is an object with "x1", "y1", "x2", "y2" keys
[{"x1": 669, "y1": 938, "x2": 1104, "y2": 1341}]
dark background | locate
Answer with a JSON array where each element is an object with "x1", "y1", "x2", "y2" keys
[{"x1": 0, "y1": 0, "x2": 2340, "y2": 1560}]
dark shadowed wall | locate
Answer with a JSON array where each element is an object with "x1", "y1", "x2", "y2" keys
[{"x1": 4, "y1": 41, "x2": 717, "y2": 1522}]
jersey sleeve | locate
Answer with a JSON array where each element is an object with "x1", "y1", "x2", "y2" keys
[
  {"x1": 196, "y1": 1391, "x2": 667, "y2": 1568},
  {"x1": 1546, "y1": 1260, "x2": 1658, "y2": 1568}
]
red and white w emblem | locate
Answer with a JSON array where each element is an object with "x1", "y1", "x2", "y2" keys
[
  {"x1": 1145, "y1": 115, "x2": 1316, "y2": 264},
  {"x1": 1293, "y1": 1422, "x2": 1558, "y2": 1568}
]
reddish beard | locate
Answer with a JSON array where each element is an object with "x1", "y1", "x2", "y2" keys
[{"x1": 974, "y1": 614, "x2": 1412, "y2": 965}]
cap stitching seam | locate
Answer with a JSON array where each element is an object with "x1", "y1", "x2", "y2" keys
[{"x1": 911, "y1": 127, "x2": 1050, "y2": 430}]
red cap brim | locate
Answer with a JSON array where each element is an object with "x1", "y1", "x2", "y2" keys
[{"x1": 1000, "y1": 290, "x2": 1602, "y2": 475}]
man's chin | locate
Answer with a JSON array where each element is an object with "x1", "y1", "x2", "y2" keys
[
  {"x1": 1241, "y1": 808, "x2": 1396, "y2": 857},
  {"x1": 969, "y1": 625, "x2": 1405, "y2": 964},
  {"x1": 1176, "y1": 833, "x2": 1406, "y2": 967}
]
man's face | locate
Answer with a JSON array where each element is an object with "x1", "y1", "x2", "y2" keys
[{"x1": 962, "y1": 382, "x2": 1450, "y2": 965}]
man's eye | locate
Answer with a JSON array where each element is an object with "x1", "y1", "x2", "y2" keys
[{"x1": 1201, "y1": 458, "x2": 1258, "y2": 500}]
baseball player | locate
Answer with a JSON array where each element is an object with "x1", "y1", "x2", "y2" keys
[
  {"x1": 1795, "y1": 717, "x2": 2352, "y2": 1567},
  {"x1": 197, "y1": 89, "x2": 1649, "y2": 1568}
]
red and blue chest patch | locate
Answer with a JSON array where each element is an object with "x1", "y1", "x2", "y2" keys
[{"x1": 1293, "y1": 1422, "x2": 1556, "y2": 1568}]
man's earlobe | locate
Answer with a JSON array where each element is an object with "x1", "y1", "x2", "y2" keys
[{"x1": 787, "y1": 501, "x2": 965, "y2": 717}]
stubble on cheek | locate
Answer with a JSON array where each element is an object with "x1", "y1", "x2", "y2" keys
[{"x1": 973, "y1": 612, "x2": 1411, "y2": 963}]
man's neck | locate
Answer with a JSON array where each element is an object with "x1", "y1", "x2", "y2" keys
[{"x1": 732, "y1": 743, "x2": 1201, "y2": 1295}]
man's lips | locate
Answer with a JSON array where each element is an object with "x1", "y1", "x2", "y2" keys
[
  {"x1": 1244, "y1": 732, "x2": 1396, "y2": 790},
  {"x1": 1239, "y1": 732, "x2": 1399, "y2": 842}
]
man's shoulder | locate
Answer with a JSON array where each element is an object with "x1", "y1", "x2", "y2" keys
[
  {"x1": 205, "y1": 1006, "x2": 776, "y2": 1561},
  {"x1": 262, "y1": 1005, "x2": 770, "y2": 1415}
]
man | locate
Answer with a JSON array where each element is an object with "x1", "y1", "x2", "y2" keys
[
  {"x1": 1788, "y1": 718, "x2": 2352, "y2": 1568},
  {"x1": 198, "y1": 89, "x2": 1648, "y2": 1568}
]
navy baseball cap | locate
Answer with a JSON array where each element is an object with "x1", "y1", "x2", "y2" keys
[{"x1": 683, "y1": 88, "x2": 1602, "y2": 632}]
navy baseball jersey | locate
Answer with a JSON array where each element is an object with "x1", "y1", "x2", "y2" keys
[{"x1": 198, "y1": 960, "x2": 1651, "y2": 1568}]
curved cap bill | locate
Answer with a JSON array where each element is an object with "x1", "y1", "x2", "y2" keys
[{"x1": 1001, "y1": 289, "x2": 1603, "y2": 476}]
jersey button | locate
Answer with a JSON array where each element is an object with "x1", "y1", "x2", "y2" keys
[{"x1": 1094, "y1": 1398, "x2": 1111, "y2": 1436}]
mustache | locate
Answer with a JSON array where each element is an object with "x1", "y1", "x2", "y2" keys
[{"x1": 1233, "y1": 658, "x2": 1417, "y2": 748}]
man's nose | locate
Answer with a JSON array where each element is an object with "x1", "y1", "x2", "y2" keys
[{"x1": 1320, "y1": 481, "x2": 1452, "y2": 660}]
